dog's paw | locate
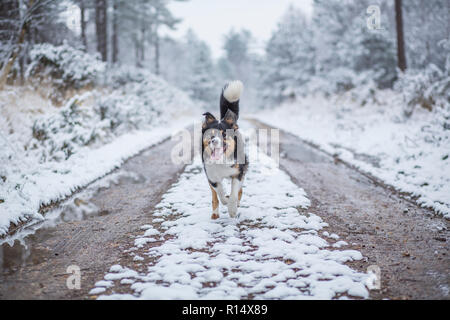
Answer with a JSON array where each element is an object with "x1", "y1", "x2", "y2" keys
[
  {"x1": 227, "y1": 201, "x2": 237, "y2": 218},
  {"x1": 211, "y1": 213, "x2": 219, "y2": 220}
]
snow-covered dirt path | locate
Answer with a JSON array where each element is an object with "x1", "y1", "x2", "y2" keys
[
  {"x1": 1, "y1": 121, "x2": 447, "y2": 300},
  {"x1": 91, "y1": 152, "x2": 370, "y2": 299},
  {"x1": 254, "y1": 97, "x2": 450, "y2": 218}
]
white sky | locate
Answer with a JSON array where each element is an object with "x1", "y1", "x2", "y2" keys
[
  {"x1": 163, "y1": 0, "x2": 313, "y2": 58},
  {"x1": 64, "y1": 0, "x2": 314, "y2": 60}
]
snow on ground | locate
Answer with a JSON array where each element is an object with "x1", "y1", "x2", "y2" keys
[
  {"x1": 92, "y1": 151, "x2": 370, "y2": 300},
  {"x1": 0, "y1": 73, "x2": 199, "y2": 237},
  {"x1": 255, "y1": 93, "x2": 450, "y2": 218},
  {"x1": 0, "y1": 118, "x2": 194, "y2": 237},
  {"x1": 0, "y1": 169, "x2": 137, "y2": 247}
]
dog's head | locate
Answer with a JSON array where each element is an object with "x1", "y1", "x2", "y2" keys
[{"x1": 202, "y1": 110, "x2": 238, "y2": 163}]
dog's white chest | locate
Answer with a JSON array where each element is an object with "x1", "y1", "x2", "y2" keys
[{"x1": 204, "y1": 164, "x2": 239, "y2": 183}]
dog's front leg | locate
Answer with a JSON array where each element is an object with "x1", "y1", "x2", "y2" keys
[
  {"x1": 238, "y1": 187, "x2": 243, "y2": 207},
  {"x1": 227, "y1": 178, "x2": 241, "y2": 218},
  {"x1": 209, "y1": 184, "x2": 219, "y2": 220},
  {"x1": 214, "y1": 182, "x2": 228, "y2": 205}
]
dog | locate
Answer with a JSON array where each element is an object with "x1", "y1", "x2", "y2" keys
[{"x1": 201, "y1": 80, "x2": 249, "y2": 219}]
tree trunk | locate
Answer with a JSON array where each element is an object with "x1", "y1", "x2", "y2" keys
[
  {"x1": 0, "y1": 0, "x2": 34, "y2": 90},
  {"x1": 395, "y1": 0, "x2": 407, "y2": 71},
  {"x1": 154, "y1": 24, "x2": 159, "y2": 75},
  {"x1": 80, "y1": 0, "x2": 87, "y2": 50},
  {"x1": 111, "y1": 0, "x2": 118, "y2": 64},
  {"x1": 140, "y1": 19, "x2": 146, "y2": 64},
  {"x1": 19, "y1": 47, "x2": 25, "y2": 85},
  {"x1": 95, "y1": 0, "x2": 108, "y2": 62},
  {"x1": 135, "y1": 37, "x2": 140, "y2": 67}
]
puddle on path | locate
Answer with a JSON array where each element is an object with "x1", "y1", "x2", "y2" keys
[
  {"x1": 0, "y1": 170, "x2": 146, "y2": 274},
  {"x1": 281, "y1": 140, "x2": 329, "y2": 163}
]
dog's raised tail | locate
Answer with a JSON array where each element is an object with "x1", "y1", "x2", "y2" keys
[{"x1": 220, "y1": 80, "x2": 243, "y2": 120}]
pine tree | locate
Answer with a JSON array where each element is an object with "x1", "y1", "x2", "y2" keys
[
  {"x1": 261, "y1": 6, "x2": 315, "y2": 102},
  {"x1": 346, "y1": 18, "x2": 397, "y2": 88},
  {"x1": 222, "y1": 29, "x2": 252, "y2": 81},
  {"x1": 183, "y1": 30, "x2": 216, "y2": 104},
  {"x1": 220, "y1": 29, "x2": 259, "y2": 108},
  {"x1": 402, "y1": 0, "x2": 449, "y2": 70}
]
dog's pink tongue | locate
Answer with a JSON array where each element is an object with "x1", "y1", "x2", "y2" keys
[{"x1": 211, "y1": 148, "x2": 222, "y2": 160}]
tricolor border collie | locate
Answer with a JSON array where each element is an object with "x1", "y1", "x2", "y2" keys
[{"x1": 201, "y1": 80, "x2": 249, "y2": 219}]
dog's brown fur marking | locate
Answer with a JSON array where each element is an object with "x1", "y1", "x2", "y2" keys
[
  {"x1": 210, "y1": 184, "x2": 219, "y2": 220},
  {"x1": 224, "y1": 136, "x2": 236, "y2": 158}
]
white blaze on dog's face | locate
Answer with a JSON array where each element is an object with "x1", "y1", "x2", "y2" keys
[
  {"x1": 202, "y1": 111, "x2": 237, "y2": 164},
  {"x1": 206, "y1": 129, "x2": 223, "y2": 162}
]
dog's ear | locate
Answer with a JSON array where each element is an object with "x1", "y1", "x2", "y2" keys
[
  {"x1": 202, "y1": 112, "x2": 217, "y2": 128},
  {"x1": 223, "y1": 109, "x2": 238, "y2": 129}
]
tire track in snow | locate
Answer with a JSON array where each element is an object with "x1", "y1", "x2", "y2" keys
[{"x1": 91, "y1": 152, "x2": 370, "y2": 299}]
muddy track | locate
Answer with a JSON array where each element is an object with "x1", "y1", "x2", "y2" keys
[
  {"x1": 1, "y1": 121, "x2": 448, "y2": 299},
  {"x1": 0, "y1": 135, "x2": 188, "y2": 299},
  {"x1": 250, "y1": 119, "x2": 449, "y2": 299}
]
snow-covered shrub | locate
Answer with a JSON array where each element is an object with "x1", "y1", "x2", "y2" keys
[
  {"x1": 94, "y1": 89, "x2": 156, "y2": 135},
  {"x1": 28, "y1": 92, "x2": 144, "y2": 162},
  {"x1": 29, "y1": 95, "x2": 111, "y2": 162},
  {"x1": 27, "y1": 66, "x2": 196, "y2": 163},
  {"x1": 395, "y1": 63, "x2": 450, "y2": 116},
  {"x1": 104, "y1": 65, "x2": 196, "y2": 126},
  {"x1": 0, "y1": 117, "x2": 14, "y2": 193},
  {"x1": 305, "y1": 68, "x2": 382, "y2": 107},
  {"x1": 321, "y1": 68, "x2": 357, "y2": 93},
  {"x1": 346, "y1": 80, "x2": 380, "y2": 107},
  {"x1": 27, "y1": 42, "x2": 105, "y2": 90},
  {"x1": 106, "y1": 65, "x2": 149, "y2": 88},
  {"x1": 307, "y1": 68, "x2": 373, "y2": 95}
]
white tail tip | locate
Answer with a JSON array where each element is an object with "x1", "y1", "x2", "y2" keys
[{"x1": 223, "y1": 80, "x2": 243, "y2": 103}]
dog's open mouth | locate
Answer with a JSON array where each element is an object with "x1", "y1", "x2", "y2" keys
[{"x1": 210, "y1": 147, "x2": 224, "y2": 161}]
